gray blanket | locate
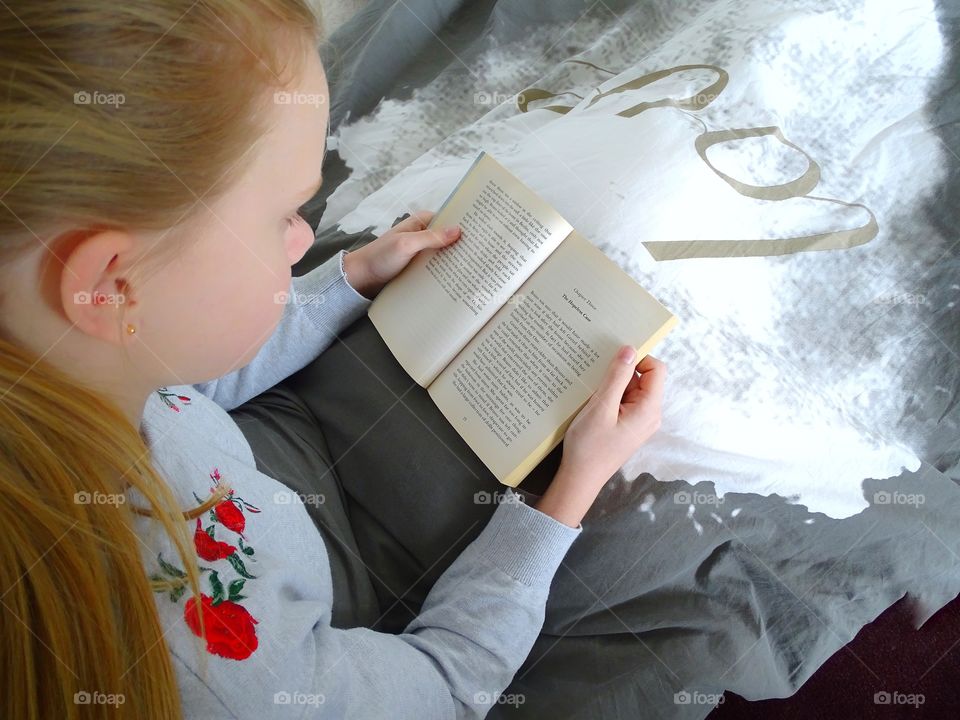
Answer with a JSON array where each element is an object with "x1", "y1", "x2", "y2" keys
[{"x1": 230, "y1": 0, "x2": 959, "y2": 717}]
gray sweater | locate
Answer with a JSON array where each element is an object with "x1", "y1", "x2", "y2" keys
[{"x1": 136, "y1": 248, "x2": 582, "y2": 719}]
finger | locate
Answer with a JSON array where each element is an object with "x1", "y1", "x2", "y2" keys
[
  {"x1": 615, "y1": 349, "x2": 654, "y2": 382},
  {"x1": 395, "y1": 226, "x2": 460, "y2": 260},
  {"x1": 595, "y1": 345, "x2": 639, "y2": 418},
  {"x1": 621, "y1": 367, "x2": 642, "y2": 400},
  {"x1": 623, "y1": 354, "x2": 663, "y2": 395},
  {"x1": 618, "y1": 357, "x2": 666, "y2": 434},
  {"x1": 633, "y1": 354, "x2": 666, "y2": 401},
  {"x1": 392, "y1": 210, "x2": 435, "y2": 232},
  {"x1": 406, "y1": 224, "x2": 461, "y2": 253}
]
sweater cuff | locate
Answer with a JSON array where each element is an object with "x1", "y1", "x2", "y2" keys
[
  {"x1": 294, "y1": 249, "x2": 373, "y2": 332},
  {"x1": 473, "y1": 488, "x2": 582, "y2": 586}
]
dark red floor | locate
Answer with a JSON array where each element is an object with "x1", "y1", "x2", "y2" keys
[{"x1": 707, "y1": 594, "x2": 960, "y2": 718}]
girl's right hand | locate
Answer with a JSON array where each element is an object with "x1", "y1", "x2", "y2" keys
[{"x1": 534, "y1": 346, "x2": 666, "y2": 527}]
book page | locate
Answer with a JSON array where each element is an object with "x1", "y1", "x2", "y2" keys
[
  {"x1": 427, "y1": 230, "x2": 678, "y2": 485},
  {"x1": 367, "y1": 151, "x2": 573, "y2": 387}
]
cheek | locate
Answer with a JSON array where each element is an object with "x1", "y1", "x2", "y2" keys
[
  {"x1": 216, "y1": 264, "x2": 289, "y2": 370},
  {"x1": 237, "y1": 249, "x2": 292, "y2": 355},
  {"x1": 138, "y1": 204, "x2": 314, "y2": 381},
  {"x1": 164, "y1": 238, "x2": 291, "y2": 377}
]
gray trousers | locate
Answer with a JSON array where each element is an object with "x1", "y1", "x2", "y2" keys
[{"x1": 227, "y1": 264, "x2": 958, "y2": 720}]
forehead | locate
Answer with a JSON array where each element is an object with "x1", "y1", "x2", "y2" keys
[
  {"x1": 273, "y1": 48, "x2": 328, "y2": 143},
  {"x1": 250, "y1": 49, "x2": 329, "y2": 191}
]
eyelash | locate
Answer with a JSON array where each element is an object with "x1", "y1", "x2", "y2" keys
[{"x1": 286, "y1": 207, "x2": 306, "y2": 228}]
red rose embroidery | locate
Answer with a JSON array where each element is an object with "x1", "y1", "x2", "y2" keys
[
  {"x1": 193, "y1": 518, "x2": 236, "y2": 561},
  {"x1": 157, "y1": 387, "x2": 192, "y2": 413},
  {"x1": 214, "y1": 499, "x2": 246, "y2": 536},
  {"x1": 184, "y1": 593, "x2": 259, "y2": 661},
  {"x1": 208, "y1": 468, "x2": 261, "y2": 538},
  {"x1": 153, "y1": 467, "x2": 261, "y2": 661}
]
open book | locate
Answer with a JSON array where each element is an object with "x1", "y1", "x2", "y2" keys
[{"x1": 368, "y1": 151, "x2": 678, "y2": 487}]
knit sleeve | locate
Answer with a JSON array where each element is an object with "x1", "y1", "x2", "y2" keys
[
  {"x1": 191, "y1": 249, "x2": 372, "y2": 412},
  {"x1": 173, "y1": 489, "x2": 582, "y2": 719}
]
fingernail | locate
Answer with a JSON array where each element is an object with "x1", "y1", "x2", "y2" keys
[
  {"x1": 619, "y1": 345, "x2": 635, "y2": 364},
  {"x1": 444, "y1": 225, "x2": 461, "y2": 239}
]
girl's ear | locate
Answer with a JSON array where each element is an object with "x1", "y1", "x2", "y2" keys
[{"x1": 56, "y1": 228, "x2": 139, "y2": 345}]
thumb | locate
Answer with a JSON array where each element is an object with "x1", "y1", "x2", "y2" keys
[
  {"x1": 595, "y1": 345, "x2": 637, "y2": 417},
  {"x1": 417, "y1": 224, "x2": 461, "y2": 249}
]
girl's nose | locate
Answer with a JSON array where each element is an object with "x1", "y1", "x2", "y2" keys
[{"x1": 286, "y1": 214, "x2": 314, "y2": 265}]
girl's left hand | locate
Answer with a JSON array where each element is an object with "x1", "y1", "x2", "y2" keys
[{"x1": 342, "y1": 210, "x2": 462, "y2": 299}]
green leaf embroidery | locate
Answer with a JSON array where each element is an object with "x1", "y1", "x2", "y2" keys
[
  {"x1": 169, "y1": 584, "x2": 187, "y2": 603},
  {"x1": 238, "y1": 537, "x2": 255, "y2": 556},
  {"x1": 227, "y1": 579, "x2": 246, "y2": 602},
  {"x1": 209, "y1": 570, "x2": 225, "y2": 605},
  {"x1": 227, "y1": 553, "x2": 256, "y2": 579},
  {"x1": 205, "y1": 525, "x2": 215, "y2": 539},
  {"x1": 157, "y1": 553, "x2": 185, "y2": 579}
]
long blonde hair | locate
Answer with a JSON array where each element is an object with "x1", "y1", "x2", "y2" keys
[{"x1": 0, "y1": 2, "x2": 322, "y2": 717}]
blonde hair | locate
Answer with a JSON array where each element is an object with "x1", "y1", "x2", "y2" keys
[{"x1": 0, "y1": 1, "x2": 322, "y2": 718}]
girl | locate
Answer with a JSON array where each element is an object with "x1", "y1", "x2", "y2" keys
[{"x1": 0, "y1": 1, "x2": 665, "y2": 718}]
